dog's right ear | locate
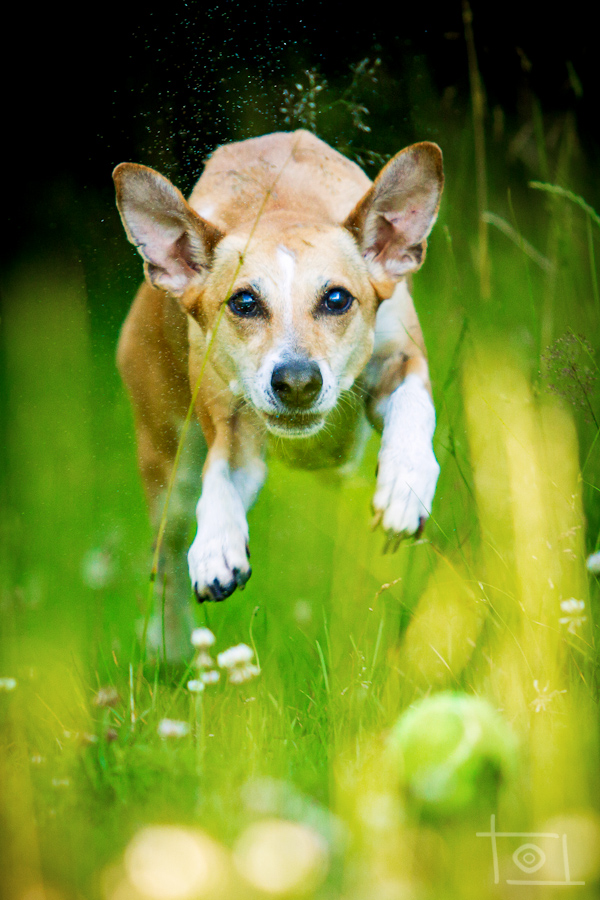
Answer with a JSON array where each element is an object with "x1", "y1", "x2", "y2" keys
[{"x1": 113, "y1": 163, "x2": 223, "y2": 297}]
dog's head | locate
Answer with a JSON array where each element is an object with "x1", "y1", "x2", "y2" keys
[{"x1": 113, "y1": 142, "x2": 443, "y2": 437}]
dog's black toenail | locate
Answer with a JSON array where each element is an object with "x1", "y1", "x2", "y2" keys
[
  {"x1": 209, "y1": 579, "x2": 227, "y2": 602},
  {"x1": 237, "y1": 566, "x2": 252, "y2": 587}
]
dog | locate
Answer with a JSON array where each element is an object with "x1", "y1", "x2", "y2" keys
[{"x1": 113, "y1": 129, "x2": 443, "y2": 659}]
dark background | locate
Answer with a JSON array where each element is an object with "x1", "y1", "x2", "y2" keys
[{"x1": 4, "y1": 1, "x2": 597, "y2": 270}]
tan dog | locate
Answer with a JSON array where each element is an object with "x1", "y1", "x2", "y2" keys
[{"x1": 114, "y1": 130, "x2": 443, "y2": 659}]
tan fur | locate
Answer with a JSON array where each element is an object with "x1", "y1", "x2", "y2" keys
[{"x1": 114, "y1": 130, "x2": 443, "y2": 659}]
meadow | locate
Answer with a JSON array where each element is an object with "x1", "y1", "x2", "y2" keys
[{"x1": 1, "y1": 55, "x2": 599, "y2": 900}]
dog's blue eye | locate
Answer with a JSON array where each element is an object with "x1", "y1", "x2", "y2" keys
[
  {"x1": 228, "y1": 290, "x2": 260, "y2": 317},
  {"x1": 321, "y1": 287, "x2": 354, "y2": 315}
]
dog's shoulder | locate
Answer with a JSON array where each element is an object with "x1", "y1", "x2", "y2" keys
[{"x1": 188, "y1": 131, "x2": 371, "y2": 228}]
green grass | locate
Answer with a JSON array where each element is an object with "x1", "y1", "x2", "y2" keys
[{"x1": 1, "y1": 83, "x2": 600, "y2": 899}]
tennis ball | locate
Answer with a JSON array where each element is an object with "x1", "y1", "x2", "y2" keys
[{"x1": 388, "y1": 692, "x2": 518, "y2": 818}]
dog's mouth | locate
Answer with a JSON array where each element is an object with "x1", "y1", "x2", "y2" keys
[{"x1": 263, "y1": 410, "x2": 325, "y2": 437}]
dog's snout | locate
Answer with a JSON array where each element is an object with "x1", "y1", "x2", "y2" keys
[{"x1": 271, "y1": 359, "x2": 323, "y2": 408}]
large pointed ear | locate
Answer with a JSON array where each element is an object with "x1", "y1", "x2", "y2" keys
[
  {"x1": 344, "y1": 142, "x2": 443, "y2": 286},
  {"x1": 113, "y1": 163, "x2": 224, "y2": 297}
]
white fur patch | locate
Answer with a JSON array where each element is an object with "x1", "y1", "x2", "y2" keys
[
  {"x1": 276, "y1": 245, "x2": 296, "y2": 327},
  {"x1": 187, "y1": 459, "x2": 250, "y2": 598},
  {"x1": 231, "y1": 459, "x2": 267, "y2": 510},
  {"x1": 196, "y1": 203, "x2": 215, "y2": 220},
  {"x1": 372, "y1": 374, "x2": 439, "y2": 534},
  {"x1": 373, "y1": 281, "x2": 412, "y2": 354}
]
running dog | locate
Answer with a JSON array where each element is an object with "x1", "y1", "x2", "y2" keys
[{"x1": 114, "y1": 130, "x2": 443, "y2": 658}]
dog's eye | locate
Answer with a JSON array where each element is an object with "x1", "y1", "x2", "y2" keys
[
  {"x1": 228, "y1": 290, "x2": 261, "y2": 317},
  {"x1": 320, "y1": 287, "x2": 354, "y2": 315}
]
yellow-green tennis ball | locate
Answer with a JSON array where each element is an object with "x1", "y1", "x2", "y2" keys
[{"x1": 388, "y1": 692, "x2": 518, "y2": 818}]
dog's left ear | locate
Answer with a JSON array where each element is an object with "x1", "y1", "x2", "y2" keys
[{"x1": 344, "y1": 142, "x2": 443, "y2": 289}]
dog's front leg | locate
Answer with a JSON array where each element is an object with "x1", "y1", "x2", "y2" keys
[
  {"x1": 188, "y1": 455, "x2": 252, "y2": 601},
  {"x1": 371, "y1": 356, "x2": 440, "y2": 543},
  {"x1": 187, "y1": 405, "x2": 266, "y2": 602}
]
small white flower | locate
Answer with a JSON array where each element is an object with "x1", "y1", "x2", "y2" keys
[
  {"x1": 187, "y1": 680, "x2": 205, "y2": 693},
  {"x1": 560, "y1": 598, "x2": 585, "y2": 614},
  {"x1": 530, "y1": 680, "x2": 566, "y2": 713},
  {"x1": 157, "y1": 719, "x2": 190, "y2": 738},
  {"x1": 559, "y1": 598, "x2": 587, "y2": 633},
  {"x1": 0, "y1": 677, "x2": 17, "y2": 692},
  {"x1": 229, "y1": 664, "x2": 261, "y2": 685},
  {"x1": 217, "y1": 643, "x2": 254, "y2": 669},
  {"x1": 586, "y1": 551, "x2": 600, "y2": 574},
  {"x1": 194, "y1": 651, "x2": 215, "y2": 669},
  {"x1": 191, "y1": 628, "x2": 216, "y2": 649},
  {"x1": 201, "y1": 670, "x2": 220, "y2": 685}
]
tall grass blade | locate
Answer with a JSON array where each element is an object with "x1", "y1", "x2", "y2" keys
[
  {"x1": 529, "y1": 180, "x2": 600, "y2": 230},
  {"x1": 482, "y1": 211, "x2": 553, "y2": 272},
  {"x1": 463, "y1": 1, "x2": 490, "y2": 299}
]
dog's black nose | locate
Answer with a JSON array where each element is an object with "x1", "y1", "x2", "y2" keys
[{"x1": 271, "y1": 359, "x2": 323, "y2": 408}]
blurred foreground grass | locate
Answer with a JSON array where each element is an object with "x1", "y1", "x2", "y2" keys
[{"x1": 1, "y1": 66, "x2": 600, "y2": 900}]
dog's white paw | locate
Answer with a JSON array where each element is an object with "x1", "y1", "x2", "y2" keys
[
  {"x1": 372, "y1": 374, "x2": 439, "y2": 545},
  {"x1": 187, "y1": 461, "x2": 251, "y2": 602},
  {"x1": 373, "y1": 446, "x2": 439, "y2": 535},
  {"x1": 188, "y1": 527, "x2": 251, "y2": 602}
]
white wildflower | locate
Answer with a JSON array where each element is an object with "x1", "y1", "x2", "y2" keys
[
  {"x1": 559, "y1": 598, "x2": 587, "y2": 633},
  {"x1": 217, "y1": 643, "x2": 260, "y2": 684},
  {"x1": 157, "y1": 718, "x2": 190, "y2": 738},
  {"x1": 194, "y1": 651, "x2": 215, "y2": 669},
  {"x1": 191, "y1": 627, "x2": 216, "y2": 649},
  {"x1": 0, "y1": 677, "x2": 17, "y2": 692},
  {"x1": 229, "y1": 664, "x2": 260, "y2": 685},
  {"x1": 201, "y1": 670, "x2": 220, "y2": 685},
  {"x1": 530, "y1": 679, "x2": 566, "y2": 713},
  {"x1": 586, "y1": 551, "x2": 600, "y2": 574},
  {"x1": 187, "y1": 680, "x2": 205, "y2": 693},
  {"x1": 217, "y1": 643, "x2": 254, "y2": 669}
]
